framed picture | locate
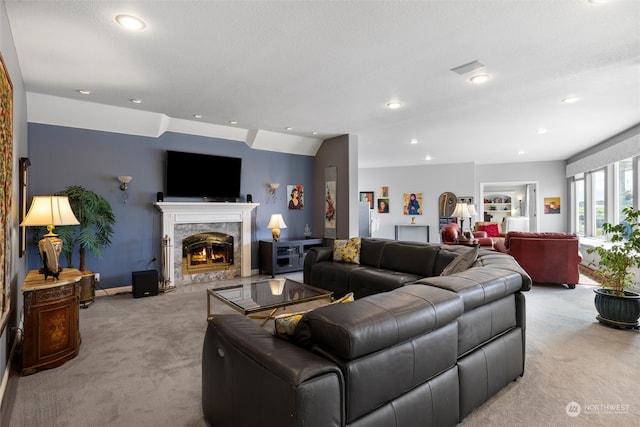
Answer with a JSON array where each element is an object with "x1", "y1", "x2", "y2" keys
[
  {"x1": 544, "y1": 197, "x2": 561, "y2": 214},
  {"x1": 359, "y1": 191, "x2": 374, "y2": 209},
  {"x1": 287, "y1": 184, "x2": 304, "y2": 210},
  {"x1": 377, "y1": 198, "x2": 389, "y2": 213},
  {"x1": 380, "y1": 186, "x2": 389, "y2": 198},
  {"x1": 403, "y1": 192, "x2": 423, "y2": 215},
  {"x1": 324, "y1": 167, "x2": 337, "y2": 238},
  {"x1": 458, "y1": 196, "x2": 473, "y2": 204},
  {"x1": 0, "y1": 51, "x2": 13, "y2": 334}
]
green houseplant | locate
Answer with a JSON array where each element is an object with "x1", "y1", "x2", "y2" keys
[
  {"x1": 54, "y1": 185, "x2": 115, "y2": 307},
  {"x1": 586, "y1": 206, "x2": 640, "y2": 328}
]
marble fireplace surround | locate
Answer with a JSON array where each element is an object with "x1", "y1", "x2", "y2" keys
[{"x1": 154, "y1": 202, "x2": 259, "y2": 286}]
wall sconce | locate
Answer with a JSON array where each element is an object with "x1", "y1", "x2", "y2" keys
[
  {"x1": 267, "y1": 213, "x2": 287, "y2": 241},
  {"x1": 267, "y1": 183, "x2": 280, "y2": 203},
  {"x1": 117, "y1": 176, "x2": 132, "y2": 204},
  {"x1": 518, "y1": 198, "x2": 523, "y2": 212}
]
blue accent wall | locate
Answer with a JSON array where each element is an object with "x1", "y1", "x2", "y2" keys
[{"x1": 26, "y1": 123, "x2": 315, "y2": 289}]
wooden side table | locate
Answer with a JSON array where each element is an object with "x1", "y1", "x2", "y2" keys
[{"x1": 22, "y1": 268, "x2": 82, "y2": 375}]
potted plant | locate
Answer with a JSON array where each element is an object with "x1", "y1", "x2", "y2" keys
[
  {"x1": 54, "y1": 185, "x2": 115, "y2": 307},
  {"x1": 586, "y1": 206, "x2": 640, "y2": 329}
]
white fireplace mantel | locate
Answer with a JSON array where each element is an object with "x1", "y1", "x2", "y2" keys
[{"x1": 154, "y1": 202, "x2": 259, "y2": 285}]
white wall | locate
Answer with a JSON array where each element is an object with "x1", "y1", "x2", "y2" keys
[
  {"x1": 359, "y1": 162, "x2": 475, "y2": 242},
  {"x1": 359, "y1": 160, "x2": 568, "y2": 242}
]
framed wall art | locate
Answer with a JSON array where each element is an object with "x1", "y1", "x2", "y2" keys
[
  {"x1": 359, "y1": 191, "x2": 374, "y2": 209},
  {"x1": 0, "y1": 52, "x2": 13, "y2": 333},
  {"x1": 544, "y1": 197, "x2": 561, "y2": 214},
  {"x1": 403, "y1": 192, "x2": 423, "y2": 215},
  {"x1": 287, "y1": 184, "x2": 304, "y2": 210},
  {"x1": 324, "y1": 167, "x2": 336, "y2": 238}
]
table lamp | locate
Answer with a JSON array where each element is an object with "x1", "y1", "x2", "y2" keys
[
  {"x1": 451, "y1": 202, "x2": 471, "y2": 237},
  {"x1": 267, "y1": 213, "x2": 287, "y2": 241},
  {"x1": 21, "y1": 196, "x2": 80, "y2": 280}
]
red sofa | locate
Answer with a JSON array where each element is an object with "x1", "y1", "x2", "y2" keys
[
  {"x1": 494, "y1": 232, "x2": 582, "y2": 288},
  {"x1": 440, "y1": 223, "x2": 494, "y2": 249}
]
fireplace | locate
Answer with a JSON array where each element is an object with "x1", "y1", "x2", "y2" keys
[
  {"x1": 182, "y1": 232, "x2": 234, "y2": 275},
  {"x1": 154, "y1": 202, "x2": 259, "y2": 287}
]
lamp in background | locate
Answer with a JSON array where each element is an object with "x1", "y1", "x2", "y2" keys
[
  {"x1": 267, "y1": 213, "x2": 287, "y2": 241},
  {"x1": 468, "y1": 204, "x2": 478, "y2": 230},
  {"x1": 21, "y1": 196, "x2": 80, "y2": 280},
  {"x1": 451, "y1": 202, "x2": 471, "y2": 235},
  {"x1": 117, "y1": 176, "x2": 133, "y2": 204}
]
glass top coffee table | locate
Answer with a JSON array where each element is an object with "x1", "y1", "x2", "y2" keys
[{"x1": 207, "y1": 278, "x2": 333, "y2": 323}]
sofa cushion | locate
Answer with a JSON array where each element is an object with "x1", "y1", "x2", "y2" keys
[
  {"x1": 300, "y1": 284, "x2": 463, "y2": 359},
  {"x1": 274, "y1": 292, "x2": 355, "y2": 343},
  {"x1": 478, "y1": 223, "x2": 500, "y2": 237},
  {"x1": 502, "y1": 231, "x2": 577, "y2": 249},
  {"x1": 309, "y1": 261, "x2": 364, "y2": 298},
  {"x1": 379, "y1": 241, "x2": 441, "y2": 277},
  {"x1": 440, "y1": 246, "x2": 479, "y2": 276},
  {"x1": 348, "y1": 268, "x2": 422, "y2": 299},
  {"x1": 333, "y1": 238, "x2": 361, "y2": 264},
  {"x1": 359, "y1": 238, "x2": 389, "y2": 267}
]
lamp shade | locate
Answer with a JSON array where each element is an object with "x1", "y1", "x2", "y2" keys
[
  {"x1": 267, "y1": 213, "x2": 287, "y2": 241},
  {"x1": 21, "y1": 196, "x2": 80, "y2": 229},
  {"x1": 468, "y1": 204, "x2": 478, "y2": 217},
  {"x1": 451, "y1": 202, "x2": 470, "y2": 218},
  {"x1": 267, "y1": 214, "x2": 287, "y2": 229}
]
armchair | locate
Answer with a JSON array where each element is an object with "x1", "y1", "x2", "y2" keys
[{"x1": 440, "y1": 223, "x2": 494, "y2": 249}]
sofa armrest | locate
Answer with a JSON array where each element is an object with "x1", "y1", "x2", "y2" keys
[
  {"x1": 304, "y1": 246, "x2": 333, "y2": 284},
  {"x1": 203, "y1": 315, "x2": 344, "y2": 426}
]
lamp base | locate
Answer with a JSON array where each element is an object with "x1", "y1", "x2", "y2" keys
[
  {"x1": 272, "y1": 228, "x2": 281, "y2": 241},
  {"x1": 38, "y1": 236, "x2": 63, "y2": 280}
]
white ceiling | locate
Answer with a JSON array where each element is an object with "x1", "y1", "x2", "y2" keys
[{"x1": 5, "y1": 0, "x2": 640, "y2": 168}]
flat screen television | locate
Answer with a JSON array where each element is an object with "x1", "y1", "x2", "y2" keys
[{"x1": 165, "y1": 150, "x2": 242, "y2": 201}]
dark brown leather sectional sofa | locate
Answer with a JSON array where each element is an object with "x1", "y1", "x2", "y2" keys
[{"x1": 202, "y1": 238, "x2": 532, "y2": 426}]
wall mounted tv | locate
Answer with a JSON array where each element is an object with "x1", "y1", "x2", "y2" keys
[{"x1": 165, "y1": 150, "x2": 242, "y2": 201}]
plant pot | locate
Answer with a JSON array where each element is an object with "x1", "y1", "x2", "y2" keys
[
  {"x1": 79, "y1": 272, "x2": 96, "y2": 308},
  {"x1": 593, "y1": 288, "x2": 640, "y2": 329}
]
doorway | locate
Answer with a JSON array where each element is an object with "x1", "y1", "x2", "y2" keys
[{"x1": 480, "y1": 181, "x2": 538, "y2": 232}]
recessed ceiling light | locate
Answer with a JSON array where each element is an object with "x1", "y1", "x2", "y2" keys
[
  {"x1": 562, "y1": 96, "x2": 579, "y2": 104},
  {"x1": 130, "y1": 98, "x2": 142, "y2": 104},
  {"x1": 285, "y1": 127, "x2": 293, "y2": 131},
  {"x1": 77, "y1": 89, "x2": 91, "y2": 95},
  {"x1": 518, "y1": 150, "x2": 525, "y2": 155},
  {"x1": 386, "y1": 101, "x2": 402, "y2": 109},
  {"x1": 193, "y1": 114, "x2": 203, "y2": 119},
  {"x1": 536, "y1": 128, "x2": 548, "y2": 134},
  {"x1": 410, "y1": 138, "x2": 418, "y2": 145},
  {"x1": 116, "y1": 14, "x2": 146, "y2": 30},
  {"x1": 312, "y1": 131, "x2": 318, "y2": 135},
  {"x1": 228, "y1": 120, "x2": 237, "y2": 125},
  {"x1": 469, "y1": 74, "x2": 490, "y2": 84},
  {"x1": 425, "y1": 154, "x2": 432, "y2": 161}
]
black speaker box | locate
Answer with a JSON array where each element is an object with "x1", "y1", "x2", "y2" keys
[
  {"x1": 246, "y1": 193, "x2": 252, "y2": 203},
  {"x1": 156, "y1": 191, "x2": 164, "y2": 202},
  {"x1": 132, "y1": 270, "x2": 159, "y2": 298}
]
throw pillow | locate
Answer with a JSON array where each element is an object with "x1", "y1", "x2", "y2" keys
[
  {"x1": 440, "y1": 246, "x2": 479, "y2": 276},
  {"x1": 273, "y1": 292, "x2": 355, "y2": 343},
  {"x1": 333, "y1": 237, "x2": 362, "y2": 264},
  {"x1": 479, "y1": 223, "x2": 500, "y2": 237}
]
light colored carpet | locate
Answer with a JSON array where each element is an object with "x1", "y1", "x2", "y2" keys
[{"x1": 9, "y1": 273, "x2": 640, "y2": 427}]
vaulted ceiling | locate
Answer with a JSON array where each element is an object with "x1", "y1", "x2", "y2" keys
[{"x1": 5, "y1": 0, "x2": 639, "y2": 167}]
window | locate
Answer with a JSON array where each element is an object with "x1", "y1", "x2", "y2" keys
[
  {"x1": 616, "y1": 158, "x2": 633, "y2": 223},
  {"x1": 575, "y1": 175, "x2": 585, "y2": 235},
  {"x1": 592, "y1": 169, "x2": 606, "y2": 236}
]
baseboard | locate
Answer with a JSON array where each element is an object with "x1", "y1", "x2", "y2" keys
[
  {"x1": 95, "y1": 285, "x2": 132, "y2": 297},
  {"x1": 0, "y1": 330, "x2": 21, "y2": 426}
]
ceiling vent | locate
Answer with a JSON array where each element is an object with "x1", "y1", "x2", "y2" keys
[{"x1": 450, "y1": 60, "x2": 486, "y2": 75}]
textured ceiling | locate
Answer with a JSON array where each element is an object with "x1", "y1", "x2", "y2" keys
[{"x1": 5, "y1": 0, "x2": 640, "y2": 168}]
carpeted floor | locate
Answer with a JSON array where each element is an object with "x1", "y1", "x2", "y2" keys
[{"x1": 8, "y1": 273, "x2": 640, "y2": 426}]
